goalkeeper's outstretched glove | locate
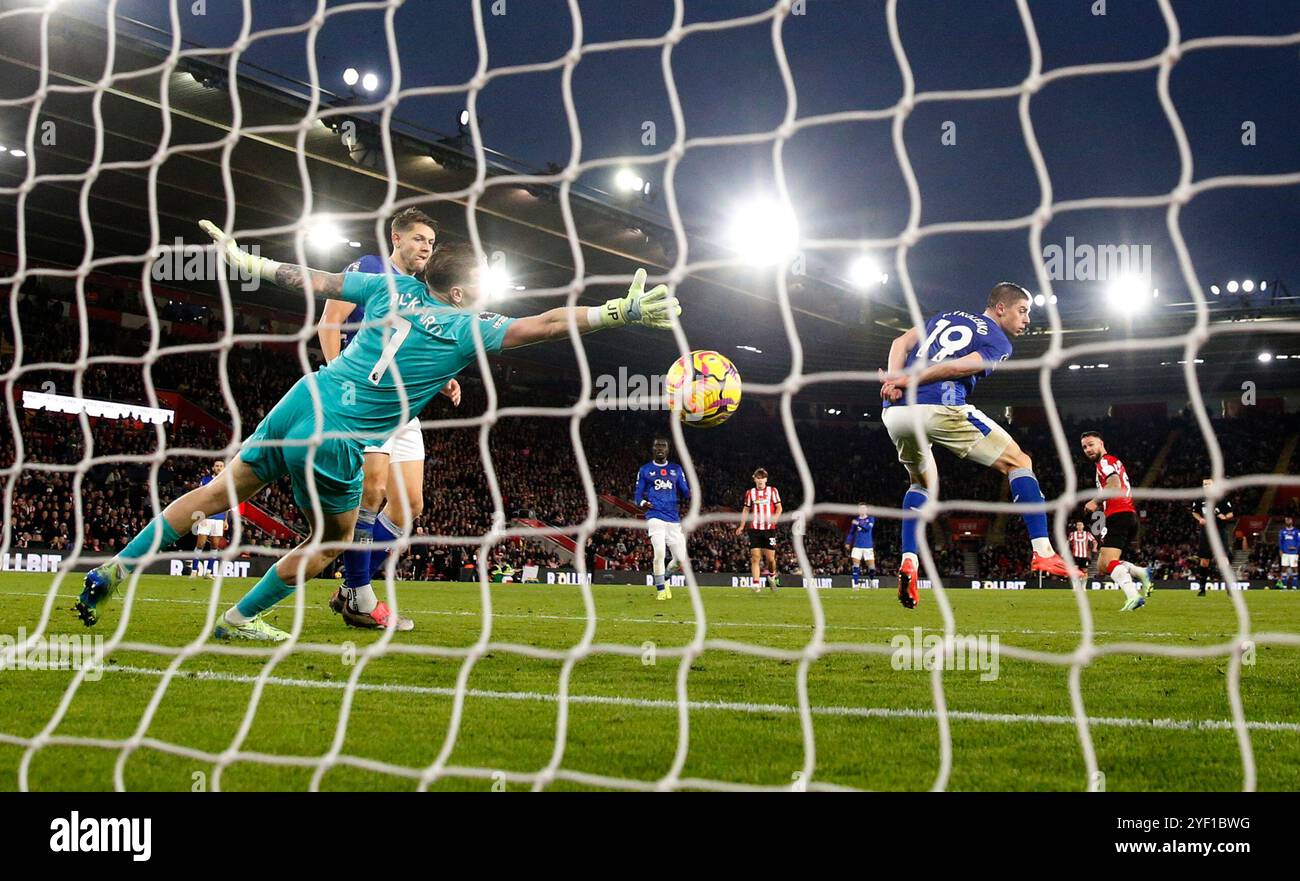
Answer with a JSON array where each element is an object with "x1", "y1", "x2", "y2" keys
[
  {"x1": 199, "y1": 220, "x2": 282, "y2": 281},
  {"x1": 591, "y1": 268, "x2": 680, "y2": 329}
]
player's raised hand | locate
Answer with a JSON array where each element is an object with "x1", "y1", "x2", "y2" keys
[
  {"x1": 199, "y1": 220, "x2": 280, "y2": 281},
  {"x1": 597, "y1": 268, "x2": 681, "y2": 329}
]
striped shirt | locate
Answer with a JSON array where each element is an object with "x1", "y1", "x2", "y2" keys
[
  {"x1": 1094, "y1": 454, "x2": 1136, "y2": 516},
  {"x1": 744, "y1": 486, "x2": 781, "y2": 530},
  {"x1": 1068, "y1": 529, "x2": 1095, "y2": 560}
]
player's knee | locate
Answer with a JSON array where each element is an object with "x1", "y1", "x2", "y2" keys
[
  {"x1": 999, "y1": 449, "x2": 1032, "y2": 474},
  {"x1": 400, "y1": 496, "x2": 424, "y2": 522},
  {"x1": 361, "y1": 485, "x2": 385, "y2": 511}
]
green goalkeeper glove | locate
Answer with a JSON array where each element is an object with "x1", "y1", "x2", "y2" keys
[
  {"x1": 199, "y1": 220, "x2": 281, "y2": 281},
  {"x1": 590, "y1": 268, "x2": 680, "y2": 329}
]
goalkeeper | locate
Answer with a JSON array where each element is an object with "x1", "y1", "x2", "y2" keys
[{"x1": 77, "y1": 222, "x2": 680, "y2": 640}]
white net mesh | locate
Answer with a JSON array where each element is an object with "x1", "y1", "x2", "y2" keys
[{"x1": 1, "y1": 0, "x2": 1298, "y2": 792}]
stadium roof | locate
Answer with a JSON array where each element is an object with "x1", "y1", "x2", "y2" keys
[{"x1": 1, "y1": 12, "x2": 1297, "y2": 407}]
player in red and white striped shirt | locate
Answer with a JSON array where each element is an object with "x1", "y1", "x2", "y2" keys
[
  {"x1": 1080, "y1": 431, "x2": 1152, "y2": 610},
  {"x1": 1068, "y1": 520, "x2": 1098, "y2": 576},
  {"x1": 735, "y1": 468, "x2": 782, "y2": 591}
]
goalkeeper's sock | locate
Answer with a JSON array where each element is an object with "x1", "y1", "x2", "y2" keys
[
  {"x1": 342, "y1": 508, "x2": 377, "y2": 590},
  {"x1": 900, "y1": 485, "x2": 928, "y2": 556},
  {"x1": 118, "y1": 515, "x2": 182, "y2": 573},
  {"x1": 234, "y1": 565, "x2": 295, "y2": 619},
  {"x1": 368, "y1": 512, "x2": 403, "y2": 579},
  {"x1": 851, "y1": 564, "x2": 860, "y2": 586},
  {"x1": 1008, "y1": 468, "x2": 1052, "y2": 556}
]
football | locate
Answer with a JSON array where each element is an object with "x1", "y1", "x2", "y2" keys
[{"x1": 665, "y1": 350, "x2": 742, "y2": 427}]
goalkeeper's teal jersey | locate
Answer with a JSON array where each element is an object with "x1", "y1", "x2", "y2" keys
[{"x1": 317, "y1": 272, "x2": 513, "y2": 442}]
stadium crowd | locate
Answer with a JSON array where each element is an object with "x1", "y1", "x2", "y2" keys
[{"x1": 4, "y1": 280, "x2": 1299, "y2": 585}]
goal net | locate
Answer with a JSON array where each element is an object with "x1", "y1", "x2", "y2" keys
[{"x1": 1, "y1": 0, "x2": 1299, "y2": 793}]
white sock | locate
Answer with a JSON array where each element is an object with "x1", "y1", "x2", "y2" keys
[
  {"x1": 1031, "y1": 538, "x2": 1054, "y2": 557},
  {"x1": 350, "y1": 584, "x2": 378, "y2": 614},
  {"x1": 1110, "y1": 564, "x2": 1138, "y2": 600},
  {"x1": 1124, "y1": 562, "x2": 1148, "y2": 581},
  {"x1": 223, "y1": 606, "x2": 251, "y2": 626}
]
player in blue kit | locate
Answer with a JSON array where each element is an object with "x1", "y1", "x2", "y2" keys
[
  {"x1": 317, "y1": 209, "x2": 458, "y2": 629},
  {"x1": 634, "y1": 436, "x2": 690, "y2": 600},
  {"x1": 1278, "y1": 516, "x2": 1299, "y2": 590},
  {"x1": 76, "y1": 220, "x2": 680, "y2": 639},
  {"x1": 844, "y1": 503, "x2": 876, "y2": 590},
  {"x1": 879, "y1": 283, "x2": 1074, "y2": 610},
  {"x1": 186, "y1": 460, "x2": 229, "y2": 578}
]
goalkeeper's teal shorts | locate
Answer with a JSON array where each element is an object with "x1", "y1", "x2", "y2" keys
[{"x1": 238, "y1": 376, "x2": 365, "y2": 516}]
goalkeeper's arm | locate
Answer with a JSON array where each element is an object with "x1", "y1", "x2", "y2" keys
[
  {"x1": 200, "y1": 220, "x2": 347, "y2": 299},
  {"x1": 502, "y1": 268, "x2": 679, "y2": 349}
]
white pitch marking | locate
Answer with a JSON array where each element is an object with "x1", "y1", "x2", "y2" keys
[
  {"x1": 105, "y1": 664, "x2": 1300, "y2": 733},
  {"x1": 0, "y1": 589, "x2": 1196, "y2": 639}
]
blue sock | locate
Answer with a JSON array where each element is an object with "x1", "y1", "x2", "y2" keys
[
  {"x1": 901, "y1": 485, "x2": 928, "y2": 555},
  {"x1": 119, "y1": 515, "x2": 182, "y2": 572},
  {"x1": 343, "y1": 508, "x2": 377, "y2": 589},
  {"x1": 1008, "y1": 467, "x2": 1049, "y2": 541},
  {"x1": 851, "y1": 564, "x2": 860, "y2": 585},
  {"x1": 235, "y1": 565, "x2": 295, "y2": 619},
  {"x1": 368, "y1": 512, "x2": 402, "y2": 579}
]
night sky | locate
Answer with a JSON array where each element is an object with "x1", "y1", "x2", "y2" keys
[{"x1": 99, "y1": 0, "x2": 1300, "y2": 317}]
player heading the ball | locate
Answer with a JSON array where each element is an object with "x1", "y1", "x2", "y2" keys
[
  {"x1": 878, "y1": 282, "x2": 1076, "y2": 610},
  {"x1": 76, "y1": 224, "x2": 679, "y2": 640}
]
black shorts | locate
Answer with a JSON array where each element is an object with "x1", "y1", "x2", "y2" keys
[
  {"x1": 1101, "y1": 511, "x2": 1138, "y2": 553},
  {"x1": 1072, "y1": 555, "x2": 1090, "y2": 571},
  {"x1": 748, "y1": 528, "x2": 777, "y2": 551},
  {"x1": 1197, "y1": 531, "x2": 1231, "y2": 560}
]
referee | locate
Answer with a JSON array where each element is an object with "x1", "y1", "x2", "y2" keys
[{"x1": 1190, "y1": 478, "x2": 1235, "y2": 597}]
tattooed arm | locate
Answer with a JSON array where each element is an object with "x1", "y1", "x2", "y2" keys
[
  {"x1": 199, "y1": 220, "x2": 343, "y2": 297},
  {"x1": 272, "y1": 263, "x2": 345, "y2": 298}
]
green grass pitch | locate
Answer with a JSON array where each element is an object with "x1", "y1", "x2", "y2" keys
[{"x1": 0, "y1": 573, "x2": 1296, "y2": 791}]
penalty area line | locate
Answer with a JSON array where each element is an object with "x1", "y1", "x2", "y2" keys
[
  {"x1": 104, "y1": 663, "x2": 1300, "y2": 733},
  {"x1": 0, "y1": 590, "x2": 1190, "y2": 638}
]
